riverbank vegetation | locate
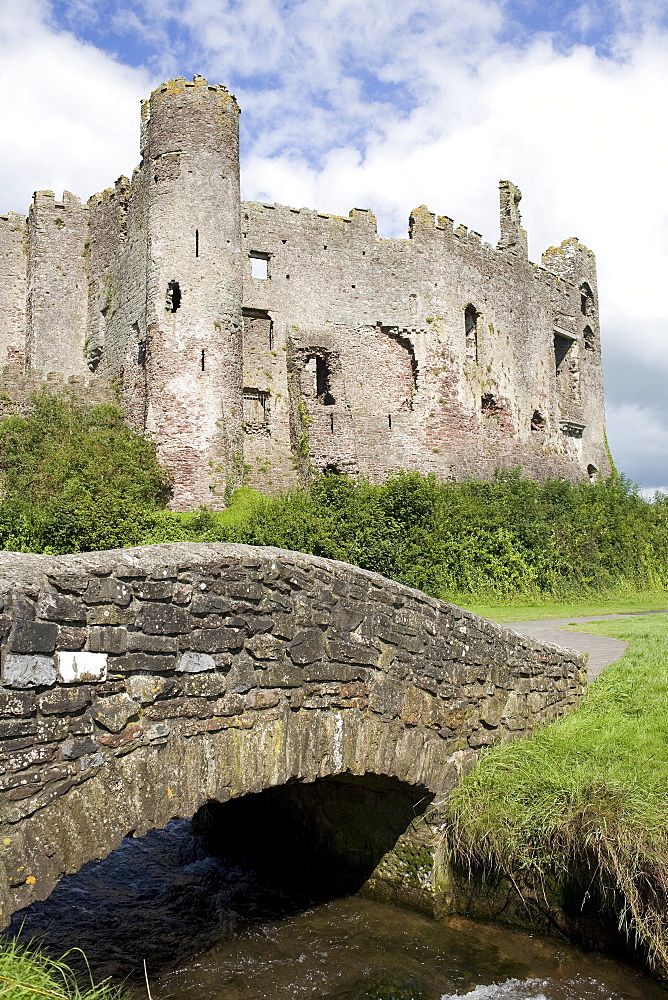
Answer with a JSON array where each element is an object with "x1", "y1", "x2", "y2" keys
[
  {"x1": 0, "y1": 937, "x2": 128, "y2": 1000},
  {"x1": 444, "y1": 613, "x2": 668, "y2": 973},
  {"x1": 0, "y1": 392, "x2": 666, "y2": 609}
]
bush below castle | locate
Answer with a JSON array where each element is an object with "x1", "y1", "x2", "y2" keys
[{"x1": 0, "y1": 394, "x2": 665, "y2": 602}]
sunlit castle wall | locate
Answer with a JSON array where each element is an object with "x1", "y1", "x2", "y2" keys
[{"x1": 0, "y1": 76, "x2": 611, "y2": 506}]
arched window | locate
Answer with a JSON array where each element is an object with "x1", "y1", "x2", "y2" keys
[{"x1": 587, "y1": 464, "x2": 599, "y2": 483}]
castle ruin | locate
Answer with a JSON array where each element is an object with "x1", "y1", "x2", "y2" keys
[{"x1": 0, "y1": 76, "x2": 610, "y2": 509}]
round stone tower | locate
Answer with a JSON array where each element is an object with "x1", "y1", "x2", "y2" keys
[{"x1": 137, "y1": 75, "x2": 243, "y2": 510}]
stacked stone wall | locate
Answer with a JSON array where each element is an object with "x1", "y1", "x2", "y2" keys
[
  {"x1": 239, "y1": 192, "x2": 609, "y2": 491},
  {"x1": 0, "y1": 214, "x2": 27, "y2": 368},
  {"x1": 0, "y1": 369, "x2": 115, "y2": 419},
  {"x1": 0, "y1": 543, "x2": 586, "y2": 925},
  {"x1": 26, "y1": 192, "x2": 89, "y2": 377}
]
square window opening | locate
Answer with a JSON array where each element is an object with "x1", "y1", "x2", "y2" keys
[{"x1": 250, "y1": 252, "x2": 269, "y2": 280}]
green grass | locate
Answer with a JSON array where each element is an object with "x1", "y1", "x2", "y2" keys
[
  {"x1": 445, "y1": 613, "x2": 668, "y2": 973},
  {"x1": 562, "y1": 613, "x2": 668, "y2": 640},
  {"x1": 147, "y1": 487, "x2": 270, "y2": 541},
  {"x1": 461, "y1": 592, "x2": 668, "y2": 622},
  {"x1": 0, "y1": 937, "x2": 129, "y2": 1000}
]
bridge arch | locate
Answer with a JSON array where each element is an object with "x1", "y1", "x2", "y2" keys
[{"x1": 0, "y1": 543, "x2": 585, "y2": 924}]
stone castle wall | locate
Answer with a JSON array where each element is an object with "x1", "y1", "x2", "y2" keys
[
  {"x1": 0, "y1": 543, "x2": 586, "y2": 924},
  {"x1": 0, "y1": 76, "x2": 611, "y2": 507}
]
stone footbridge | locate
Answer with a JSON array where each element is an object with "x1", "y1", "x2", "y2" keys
[{"x1": 0, "y1": 544, "x2": 586, "y2": 925}]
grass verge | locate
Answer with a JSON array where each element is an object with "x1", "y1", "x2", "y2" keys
[
  {"x1": 0, "y1": 937, "x2": 129, "y2": 1000},
  {"x1": 460, "y1": 592, "x2": 668, "y2": 622},
  {"x1": 444, "y1": 613, "x2": 668, "y2": 973}
]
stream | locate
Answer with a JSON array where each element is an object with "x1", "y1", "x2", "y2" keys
[{"x1": 5, "y1": 819, "x2": 667, "y2": 1000}]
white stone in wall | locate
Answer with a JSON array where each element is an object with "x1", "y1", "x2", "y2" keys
[
  {"x1": 2, "y1": 653, "x2": 56, "y2": 688},
  {"x1": 55, "y1": 650, "x2": 107, "y2": 684},
  {"x1": 177, "y1": 651, "x2": 215, "y2": 673}
]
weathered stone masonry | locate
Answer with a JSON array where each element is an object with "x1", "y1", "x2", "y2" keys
[
  {"x1": 0, "y1": 543, "x2": 586, "y2": 924},
  {"x1": 0, "y1": 76, "x2": 609, "y2": 508}
]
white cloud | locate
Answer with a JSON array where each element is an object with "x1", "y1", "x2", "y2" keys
[{"x1": 0, "y1": 0, "x2": 151, "y2": 213}]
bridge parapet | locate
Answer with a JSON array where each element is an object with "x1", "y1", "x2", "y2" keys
[{"x1": 0, "y1": 543, "x2": 586, "y2": 924}]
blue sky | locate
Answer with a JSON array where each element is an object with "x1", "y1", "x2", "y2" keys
[{"x1": 1, "y1": 0, "x2": 667, "y2": 492}]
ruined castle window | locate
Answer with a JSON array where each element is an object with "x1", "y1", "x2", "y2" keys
[
  {"x1": 138, "y1": 341, "x2": 146, "y2": 367},
  {"x1": 316, "y1": 356, "x2": 335, "y2": 405},
  {"x1": 531, "y1": 409, "x2": 545, "y2": 431},
  {"x1": 243, "y1": 389, "x2": 270, "y2": 430},
  {"x1": 465, "y1": 304, "x2": 479, "y2": 363},
  {"x1": 587, "y1": 464, "x2": 599, "y2": 483},
  {"x1": 324, "y1": 464, "x2": 342, "y2": 476},
  {"x1": 330, "y1": 413, "x2": 334, "y2": 433},
  {"x1": 388, "y1": 414, "x2": 392, "y2": 429},
  {"x1": 243, "y1": 308, "x2": 273, "y2": 351},
  {"x1": 195, "y1": 230, "x2": 199, "y2": 257},
  {"x1": 481, "y1": 393, "x2": 501, "y2": 416},
  {"x1": 580, "y1": 282, "x2": 594, "y2": 317},
  {"x1": 584, "y1": 325, "x2": 595, "y2": 351},
  {"x1": 553, "y1": 332, "x2": 573, "y2": 374},
  {"x1": 166, "y1": 281, "x2": 181, "y2": 312},
  {"x1": 201, "y1": 349, "x2": 205, "y2": 371},
  {"x1": 381, "y1": 327, "x2": 419, "y2": 397},
  {"x1": 250, "y1": 252, "x2": 269, "y2": 279},
  {"x1": 554, "y1": 328, "x2": 581, "y2": 404}
]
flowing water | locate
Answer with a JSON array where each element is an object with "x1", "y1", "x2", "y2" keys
[{"x1": 6, "y1": 820, "x2": 667, "y2": 1000}]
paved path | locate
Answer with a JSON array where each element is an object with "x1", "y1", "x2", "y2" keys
[{"x1": 505, "y1": 610, "x2": 668, "y2": 679}]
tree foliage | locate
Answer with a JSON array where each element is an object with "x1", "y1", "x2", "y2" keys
[
  {"x1": 0, "y1": 392, "x2": 171, "y2": 554},
  {"x1": 0, "y1": 391, "x2": 666, "y2": 602}
]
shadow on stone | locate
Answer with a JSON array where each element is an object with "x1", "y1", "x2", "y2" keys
[{"x1": 195, "y1": 773, "x2": 433, "y2": 910}]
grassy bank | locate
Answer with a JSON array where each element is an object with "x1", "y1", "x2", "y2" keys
[
  {"x1": 444, "y1": 613, "x2": 668, "y2": 972},
  {"x1": 0, "y1": 937, "x2": 128, "y2": 1000}
]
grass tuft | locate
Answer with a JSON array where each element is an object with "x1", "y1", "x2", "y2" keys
[
  {"x1": 444, "y1": 614, "x2": 668, "y2": 972},
  {"x1": 0, "y1": 938, "x2": 129, "y2": 1000}
]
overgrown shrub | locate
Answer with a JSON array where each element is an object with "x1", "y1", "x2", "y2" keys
[
  {"x1": 219, "y1": 470, "x2": 668, "y2": 600},
  {"x1": 0, "y1": 392, "x2": 666, "y2": 601},
  {"x1": 0, "y1": 392, "x2": 170, "y2": 554}
]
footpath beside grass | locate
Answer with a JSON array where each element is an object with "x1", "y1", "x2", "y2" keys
[
  {"x1": 444, "y1": 612, "x2": 668, "y2": 974},
  {"x1": 0, "y1": 938, "x2": 128, "y2": 1000}
]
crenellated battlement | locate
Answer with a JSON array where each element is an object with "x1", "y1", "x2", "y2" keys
[
  {"x1": 87, "y1": 176, "x2": 131, "y2": 209},
  {"x1": 31, "y1": 190, "x2": 84, "y2": 213},
  {"x1": 0, "y1": 212, "x2": 26, "y2": 226}
]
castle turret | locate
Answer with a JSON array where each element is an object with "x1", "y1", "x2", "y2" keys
[{"x1": 133, "y1": 76, "x2": 244, "y2": 509}]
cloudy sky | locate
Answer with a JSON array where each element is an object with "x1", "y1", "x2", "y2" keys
[{"x1": 1, "y1": 0, "x2": 667, "y2": 492}]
